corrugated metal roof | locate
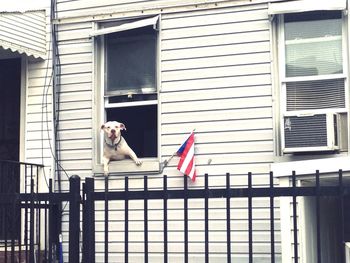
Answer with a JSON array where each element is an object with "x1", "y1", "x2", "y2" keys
[{"x1": 0, "y1": 10, "x2": 47, "y2": 59}]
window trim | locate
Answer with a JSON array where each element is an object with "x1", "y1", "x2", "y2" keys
[
  {"x1": 92, "y1": 15, "x2": 162, "y2": 175},
  {"x1": 276, "y1": 12, "x2": 349, "y2": 155},
  {"x1": 268, "y1": 0, "x2": 346, "y2": 16}
]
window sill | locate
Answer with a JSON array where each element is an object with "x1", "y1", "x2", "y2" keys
[
  {"x1": 271, "y1": 155, "x2": 350, "y2": 177},
  {"x1": 93, "y1": 158, "x2": 160, "y2": 176}
]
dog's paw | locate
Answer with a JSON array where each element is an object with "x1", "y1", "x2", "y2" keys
[{"x1": 135, "y1": 159, "x2": 142, "y2": 166}]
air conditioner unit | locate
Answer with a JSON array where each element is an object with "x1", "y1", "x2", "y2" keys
[{"x1": 283, "y1": 113, "x2": 339, "y2": 153}]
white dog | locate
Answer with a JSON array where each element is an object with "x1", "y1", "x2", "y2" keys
[{"x1": 101, "y1": 121, "x2": 142, "y2": 175}]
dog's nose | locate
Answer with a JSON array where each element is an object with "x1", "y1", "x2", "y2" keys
[{"x1": 111, "y1": 129, "x2": 116, "y2": 134}]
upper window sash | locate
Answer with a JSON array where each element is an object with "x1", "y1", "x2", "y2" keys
[
  {"x1": 90, "y1": 16, "x2": 159, "y2": 37},
  {"x1": 268, "y1": 0, "x2": 346, "y2": 15}
]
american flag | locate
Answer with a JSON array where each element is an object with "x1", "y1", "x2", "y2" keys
[{"x1": 177, "y1": 131, "x2": 196, "y2": 182}]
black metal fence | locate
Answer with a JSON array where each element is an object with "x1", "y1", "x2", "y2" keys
[
  {"x1": 1, "y1": 165, "x2": 349, "y2": 263},
  {"x1": 82, "y1": 171, "x2": 350, "y2": 263}
]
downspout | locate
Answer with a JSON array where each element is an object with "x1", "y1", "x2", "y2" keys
[
  {"x1": 51, "y1": 0, "x2": 62, "y2": 196},
  {"x1": 50, "y1": 0, "x2": 63, "y2": 260}
]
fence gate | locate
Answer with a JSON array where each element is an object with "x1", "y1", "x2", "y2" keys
[{"x1": 0, "y1": 160, "x2": 81, "y2": 263}]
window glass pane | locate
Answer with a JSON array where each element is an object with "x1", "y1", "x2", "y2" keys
[
  {"x1": 106, "y1": 26, "x2": 156, "y2": 95},
  {"x1": 285, "y1": 13, "x2": 342, "y2": 77},
  {"x1": 286, "y1": 79, "x2": 345, "y2": 111}
]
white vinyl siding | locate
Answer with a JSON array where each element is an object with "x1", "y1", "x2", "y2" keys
[
  {"x1": 51, "y1": 1, "x2": 278, "y2": 262},
  {"x1": 0, "y1": 10, "x2": 46, "y2": 59}
]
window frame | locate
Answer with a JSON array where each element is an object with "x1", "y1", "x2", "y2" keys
[
  {"x1": 275, "y1": 11, "x2": 349, "y2": 155},
  {"x1": 92, "y1": 15, "x2": 162, "y2": 175}
]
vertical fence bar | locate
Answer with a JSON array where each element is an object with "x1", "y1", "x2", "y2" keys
[
  {"x1": 125, "y1": 177, "x2": 129, "y2": 263},
  {"x1": 36, "y1": 166, "x2": 41, "y2": 263},
  {"x1": 163, "y1": 175, "x2": 168, "y2": 263},
  {"x1": 30, "y1": 178, "x2": 35, "y2": 263},
  {"x1": 226, "y1": 173, "x2": 231, "y2": 263},
  {"x1": 104, "y1": 176, "x2": 109, "y2": 263},
  {"x1": 339, "y1": 169, "x2": 345, "y2": 263},
  {"x1": 144, "y1": 176, "x2": 149, "y2": 263},
  {"x1": 48, "y1": 179, "x2": 53, "y2": 263},
  {"x1": 184, "y1": 175, "x2": 188, "y2": 263},
  {"x1": 44, "y1": 198, "x2": 48, "y2": 262},
  {"x1": 248, "y1": 172, "x2": 253, "y2": 263},
  {"x1": 204, "y1": 173, "x2": 209, "y2": 263},
  {"x1": 315, "y1": 170, "x2": 321, "y2": 263},
  {"x1": 292, "y1": 171, "x2": 298, "y2": 263},
  {"x1": 11, "y1": 193, "x2": 17, "y2": 263},
  {"x1": 83, "y1": 177, "x2": 95, "y2": 263},
  {"x1": 270, "y1": 171, "x2": 275, "y2": 263},
  {"x1": 69, "y1": 175, "x2": 81, "y2": 263},
  {"x1": 24, "y1": 164, "x2": 29, "y2": 262}
]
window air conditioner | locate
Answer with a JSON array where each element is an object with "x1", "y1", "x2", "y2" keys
[{"x1": 283, "y1": 113, "x2": 339, "y2": 153}]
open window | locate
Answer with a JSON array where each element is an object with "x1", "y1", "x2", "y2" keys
[
  {"x1": 93, "y1": 16, "x2": 160, "y2": 174},
  {"x1": 270, "y1": 4, "x2": 348, "y2": 155}
]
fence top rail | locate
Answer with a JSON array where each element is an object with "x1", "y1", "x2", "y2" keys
[{"x1": 0, "y1": 159, "x2": 44, "y2": 168}]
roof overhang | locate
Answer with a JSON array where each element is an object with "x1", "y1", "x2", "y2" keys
[{"x1": 0, "y1": 10, "x2": 47, "y2": 59}]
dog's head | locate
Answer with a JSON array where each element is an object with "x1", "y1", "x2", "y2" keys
[{"x1": 101, "y1": 121, "x2": 126, "y2": 143}]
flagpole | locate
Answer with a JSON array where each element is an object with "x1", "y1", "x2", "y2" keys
[{"x1": 160, "y1": 151, "x2": 177, "y2": 173}]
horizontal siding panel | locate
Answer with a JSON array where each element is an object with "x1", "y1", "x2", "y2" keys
[
  {"x1": 162, "y1": 141, "x2": 273, "y2": 156},
  {"x1": 162, "y1": 130, "x2": 273, "y2": 145},
  {"x1": 59, "y1": 83, "x2": 93, "y2": 93},
  {"x1": 162, "y1": 63, "x2": 270, "y2": 81},
  {"x1": 162, "y1": 30, "x2": 270, "y2": 50},
  {"x1": 162, "y1": 41, "x2": 270, "y2": 60},
  {"x1": 59, "y1": 91, "x2": 92, "y2": 103},
  {"x1": 58, "y1": 128, "x2": 92, "y2": 140},
  {"x1": 26, "y1": 113, "x2": 53, "y2": 123},
  {"x1": 161, "y1": 85, "x2": 271, "y2": 103},
  {"x1": 58, "y1": 139, "x2": 92, "y2": 150},
  {"x1": 59, "y1": 73, "x2": 92, "y2": 85},
  {"x1": 59, "y1": 62, "x2": 92, "y2": 75},
  {"x1": 162, "y1": 118, "x2": 272, "y2": 134},
  {"x1": 59, "y1": 100, "x2": 92, "y2": 111},
  {"x1": 59, "y1": 149, "x2": 92, "y2": 161},
  {"x1": 59, "y1": 109, "x2": 92, "y2": 121},
  {"x1": 59, "y1": 159, "x2": 92, "y2": 171},
  {"x1": 59, "y1": 53, "x2": 92, "y2": 65},
  {"x1": 162, "y1": 107, "x2": 272, "y2": 124},
  {"x1": 162, "y1": 8, "x2": 267, "y2": 29},
  {"x1": 57, "y1": 26, "x2": 91, "y2": 42},
  {"x1": 162, "y1": 96, "x2": 272, "y2": 113},
  {"x1": 162, "y1": 52, "x2": 270, "y2": 71},
  {"x1": 57, "y1": 119, "x2": 92, "y2": 131},
  {"x1": 161, "y1": 74, "x2": 271, "y2": 92},
  {"x1": 58, "y1": 41, "x2": 92, "y2": 55},
  {"x1": 162, "y1": 20, "x2": 269, "y2": 40}
]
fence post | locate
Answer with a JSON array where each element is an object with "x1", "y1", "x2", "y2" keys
[
  {"x1": 83, "y1": 177, "x2": 95, "y2": 263},
  {"x1": 69, "y1": 175, "x2": 81, "y2": 263}
]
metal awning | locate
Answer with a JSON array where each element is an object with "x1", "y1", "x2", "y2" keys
[
  {"x1": 0, "y1": 10, "x2": 47, "y2": 59},
  {"x1": 268, "y1": 0, "x2": 347, "y2": 15},
  {"x1": 90, "y1": 16, "x2": 159, "y2": 37}
]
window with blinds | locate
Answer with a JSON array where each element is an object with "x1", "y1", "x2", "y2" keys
[
  {"x1": 277, "y1": 10, "x2": 348, "y2": 154},
  {"x1": 282, "y1": 11, "x2": 345, "y2": 112}
]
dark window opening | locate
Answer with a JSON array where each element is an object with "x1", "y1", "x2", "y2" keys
[{"x1": 106, "y1": 105, "x2": 157, "y2": 158}]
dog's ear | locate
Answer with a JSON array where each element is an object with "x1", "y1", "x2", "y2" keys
[
  {"x1": 101, "y1": 124, "x2": 105, "y2": 130},
  {"x1": 120, "y1": 123, "x2": 126, "y2": 131}
]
